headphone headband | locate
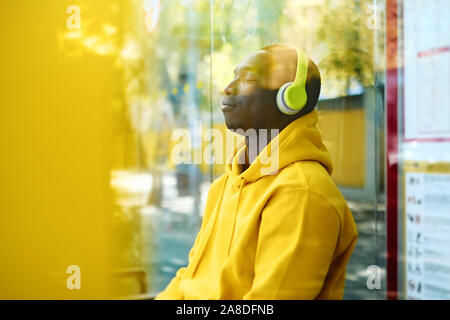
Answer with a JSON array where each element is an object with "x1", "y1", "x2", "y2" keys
[{"x1": 292, "y1": 49, "x2": 308, "y2": 90}]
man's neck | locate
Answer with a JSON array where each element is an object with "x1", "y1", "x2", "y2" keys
[{"x1": 243, "y1": 129, "x2": 281, "y2": 172}]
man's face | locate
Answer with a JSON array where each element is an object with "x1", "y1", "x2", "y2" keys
[{"x1": 221, "y1": 51, "x2": 275, "y2": 132}]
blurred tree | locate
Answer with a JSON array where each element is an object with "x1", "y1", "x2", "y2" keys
[{"x1": 316, "y1": 0, "x2": 375, "y2": 95}]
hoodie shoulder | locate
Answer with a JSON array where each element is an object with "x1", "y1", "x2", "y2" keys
[
  {"x1": 271, "y1": 160, "x2": 325, "y2": 191},
  {"x1": 272, "y1": 160, "x2": 347, "y2": 213}
]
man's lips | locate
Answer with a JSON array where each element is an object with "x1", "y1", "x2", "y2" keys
[
  {"x1": 221, "y1": 104, "x2": 236, "y2": 112},
  {"x1": 221, "y1": 98, "x2": 237, "y2": 112}
]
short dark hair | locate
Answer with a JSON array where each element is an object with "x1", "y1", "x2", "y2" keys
[{"x1": 300, "y1": 59, "x2": 321, "y2": 117}]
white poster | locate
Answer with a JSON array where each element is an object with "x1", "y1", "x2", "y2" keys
[
  {"x1": 405, "y1": 172, "x2": 450, "y2": 299},
  {"x1": 403, "y1": 0, "x2": 450, "y2": 142}
]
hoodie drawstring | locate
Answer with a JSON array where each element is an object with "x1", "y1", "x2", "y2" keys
[{"x1": 227, "y1": 177, "x2": 245, "y2": 256}]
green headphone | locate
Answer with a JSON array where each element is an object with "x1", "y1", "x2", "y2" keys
[{"x1": 276, "y1": 47, "x2": 309, "y2": 115}]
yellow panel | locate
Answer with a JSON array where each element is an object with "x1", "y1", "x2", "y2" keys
[
  {"x1": 317, "y1": 109, "x2": 366, "y2": 188},
  {"x1": 0, "y1": 0, "x2": 138, "y2": 299}
]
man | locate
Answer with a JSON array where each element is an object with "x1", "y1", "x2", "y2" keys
[{"x1": 155, "y1": 44, "x2": 358, "y2": 300}]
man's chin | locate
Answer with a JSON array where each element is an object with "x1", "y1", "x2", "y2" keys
[{"x1": 223, "y1": 117, "x2": 238, "y2": 131}]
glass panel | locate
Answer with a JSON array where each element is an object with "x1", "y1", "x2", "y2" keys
[
  {"x1": 207, "y1": 0, "x2": 385, "y2": 300},
  {"x1": 113, "y1": 0, "x2": 388, "y2": 299},
  {"x1": 114, "y1": 0, "x2": 215, "y2": 296}
]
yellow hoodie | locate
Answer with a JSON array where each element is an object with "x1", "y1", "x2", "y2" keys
[{"x1": 155, "y1": 109, "x2": 358, "y2": 300}]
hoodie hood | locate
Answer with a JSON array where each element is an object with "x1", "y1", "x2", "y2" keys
[{"x1": 225, "y1": 109, "x2": 333, "y2": 189}]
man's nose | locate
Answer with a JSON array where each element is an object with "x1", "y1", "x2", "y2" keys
[{"x1": 224, "y1": 79, "x2": 237, "y2": 95}]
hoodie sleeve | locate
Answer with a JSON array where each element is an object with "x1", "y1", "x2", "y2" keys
[
  {"x1": 154, "y1": 266, "x2": 187, "y2": 300},
  {"x1": 243, "y1": 189, "x2": 341, "y2": 300}
]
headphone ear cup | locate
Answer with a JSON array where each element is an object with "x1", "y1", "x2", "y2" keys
[{"x1": 276, "y1": 82, "x2": 298, "y2": 115}]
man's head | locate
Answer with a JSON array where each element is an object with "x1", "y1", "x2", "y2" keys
[{"x1": 221, "y1": 44, "x2": 321, "y2": 132}]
